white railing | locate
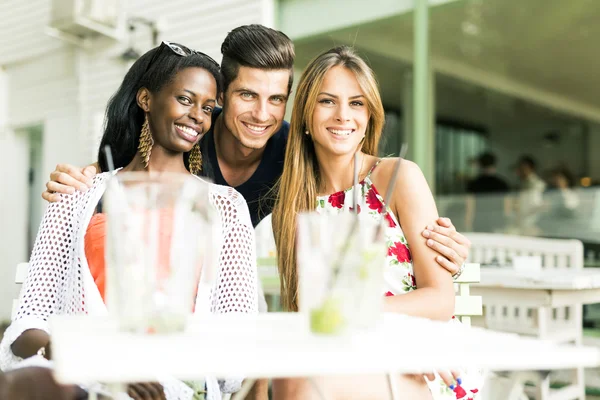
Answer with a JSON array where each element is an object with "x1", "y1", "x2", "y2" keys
[{"x1": 436, "y1": 188, "x2": 600, "y2": 250}]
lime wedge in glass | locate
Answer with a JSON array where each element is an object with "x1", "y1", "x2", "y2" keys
[{"x1": 310, "y1": 296, "x2": 345, "y2": 334}]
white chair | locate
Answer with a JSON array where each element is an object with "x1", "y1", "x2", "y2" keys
[
  {"x1": 466, "y1": 233, "x2": 585, "y2": 400},
  {"x1": 383, "y1": 263, "x2": 483, "y2": 400},
  {"x1": 11, "y1": 262, "x2": 29, "y2": 320},
  {"x1": 453, "y1": 263, "x2": 483, "y2": 327},
  {"x1": 255, "y1": 214, "x2": 281, "y2": 312}
]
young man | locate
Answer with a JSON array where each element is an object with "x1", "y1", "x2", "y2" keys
[
  {"x1": 198, "y1": 24, "x2": 293, "y2": 227},
  {"x1": 466, "y1": 152, "x2": 510, "y2": 233}
]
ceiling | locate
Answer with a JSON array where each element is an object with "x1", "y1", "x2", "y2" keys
[{"x1": 291, "y1": 0, "x2": 600, "y2": 134}]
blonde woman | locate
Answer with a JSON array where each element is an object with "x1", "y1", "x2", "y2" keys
[{"x1": 271, "y1": 46, "x2": 481, "y2": 399}]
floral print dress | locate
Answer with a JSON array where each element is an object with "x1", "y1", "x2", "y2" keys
[{"x1": 315, "y1": 160, "x2": 483, "y2": 400}]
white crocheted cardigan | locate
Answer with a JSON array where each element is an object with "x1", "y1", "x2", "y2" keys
[{"x1": 0, "y1": 172, "x2": 259, "y2": 400}]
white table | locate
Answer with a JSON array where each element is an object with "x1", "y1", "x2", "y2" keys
[
  {"x1": 50, "y1": 313, "x2": 600, "y2": 388},
  {"x1": 472, "y1": 267, "x2": 600, "y2": 308},
  {"x1": 470, "y1": 267, "x2": 600, "y2": 400}
]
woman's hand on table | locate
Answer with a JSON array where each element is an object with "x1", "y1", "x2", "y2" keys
[
  {"x1": 424, "y1": 369, "x2": 462, "y2": 389},
  {"x1": 422, "y1": 217, "x2": 471, "y2": 277},
  {"x1": 127, "y1": 382, "x2": 166, "y2": 400}
]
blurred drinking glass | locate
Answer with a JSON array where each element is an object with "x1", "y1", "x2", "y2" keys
[
  {"x1": 297, "y1": 212, "x2": 386, "y2": 335},
  {"x1": 104, "y1": 172, "x2": 218, "y2": 334}
]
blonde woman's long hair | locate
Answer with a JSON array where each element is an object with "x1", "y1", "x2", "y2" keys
[{"x1": 272, "y1": 46, "x2": 385, "y2": 311}]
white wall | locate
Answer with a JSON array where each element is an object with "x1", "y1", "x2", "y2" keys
[
  {"x1": 0, "y1": 68, "x2": 30, "y2": 318},
  {"x1": 0, "y1": 49, "x2": 82, "y2": 321},
  {"x1": 0, "y1": 130, "x2": 29, "y2": 319},
  {"x1": 0, "y1": 0, "x2": 274, "y2": 321},
  {"x1": 0, "y1": 0, "x2": 63, "y2": 66}
]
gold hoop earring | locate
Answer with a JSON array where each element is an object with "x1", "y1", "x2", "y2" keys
[
  {"x1": 138, "y1": 115, "x2": 154, "y2": 169},
  {"x1": 189, "y1": 142, "x2": 203, "y2": 175}
]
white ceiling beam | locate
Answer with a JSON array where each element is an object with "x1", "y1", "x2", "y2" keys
[
  {"x1": 333, "y1": 33, "x2": 600, "y2": 124},
  {"x1": 431, "y1": 55, "x2": 600, "y2": 124},
  {"x1": 278, "y1": 0, "x2": 460, "y2": 40}
]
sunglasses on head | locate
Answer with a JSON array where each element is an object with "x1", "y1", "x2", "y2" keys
[{"x1": 146, "y1": 41, "x2": 220, "y2": 72}]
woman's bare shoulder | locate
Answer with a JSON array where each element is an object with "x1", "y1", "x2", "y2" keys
[{"x1": 370, "y1": 157, "x2": 425, "y2": 195}]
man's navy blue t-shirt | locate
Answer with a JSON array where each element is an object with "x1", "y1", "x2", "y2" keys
[{"x1": 198, "y1": 108, "x2": 289, "y2": 227}]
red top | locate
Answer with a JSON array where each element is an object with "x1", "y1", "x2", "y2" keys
[{"x1": 84, "y1": 210, "x2": 177, "y2": 302}]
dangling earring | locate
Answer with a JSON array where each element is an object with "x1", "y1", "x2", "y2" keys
[
  {"x1": 189, "y1": 142, "x2": 203, "y2": 175},
  {"x1": 138, "y1": 115, "x2": 154, "y2": 169},
  {"x1": 305, "y1": 130, "x2": 309, "y2": 135}
]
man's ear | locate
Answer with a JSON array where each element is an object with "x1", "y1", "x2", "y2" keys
[
  {"x1": 218, "y1": 91, "x2": 224, "y2": 107},
  {"x1": 137, "y1": 87, "x2": 151, "y2": 113}
]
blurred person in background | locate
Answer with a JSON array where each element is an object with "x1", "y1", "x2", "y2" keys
[
  {"x1": 465, "y1": 152, "x2": 510, "y2": 233},
  {"x1": 512, "y1": 155, "x2": 546, "y2": 235},
  {"x1": 548, "y1": 166, "x2": 579, "y2": 216},
  {"x1": 516, "y1": 155, "x2": 546, "y2": 193},
  {"x1": 538, "y1": 166, "x2": 579, "y2": 232}
]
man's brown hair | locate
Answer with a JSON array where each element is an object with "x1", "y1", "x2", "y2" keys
[{"x1": 221, "y1": 24, "x2": 295, "y2": 93}]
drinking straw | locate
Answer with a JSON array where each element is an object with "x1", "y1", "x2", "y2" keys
[
  {"x1": 353, "y1": 152, "x2": 359, "y2": 214},
  {"x1": 383, "y1": 143, "x2": 408, "y2": 207},
  {"x1": 331, "y1": 153, "x2": 362, "y2": 276},
  {"x1": 375, "y1": 143, "x2": 408, "y2": 240},
  {"x1": 103, "y1": 145, "x2": 116, "y2": 172}
]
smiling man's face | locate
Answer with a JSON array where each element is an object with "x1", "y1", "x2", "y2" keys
[{"x1": 220, "y1": 66, "x2": 291, "y2": 150}]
